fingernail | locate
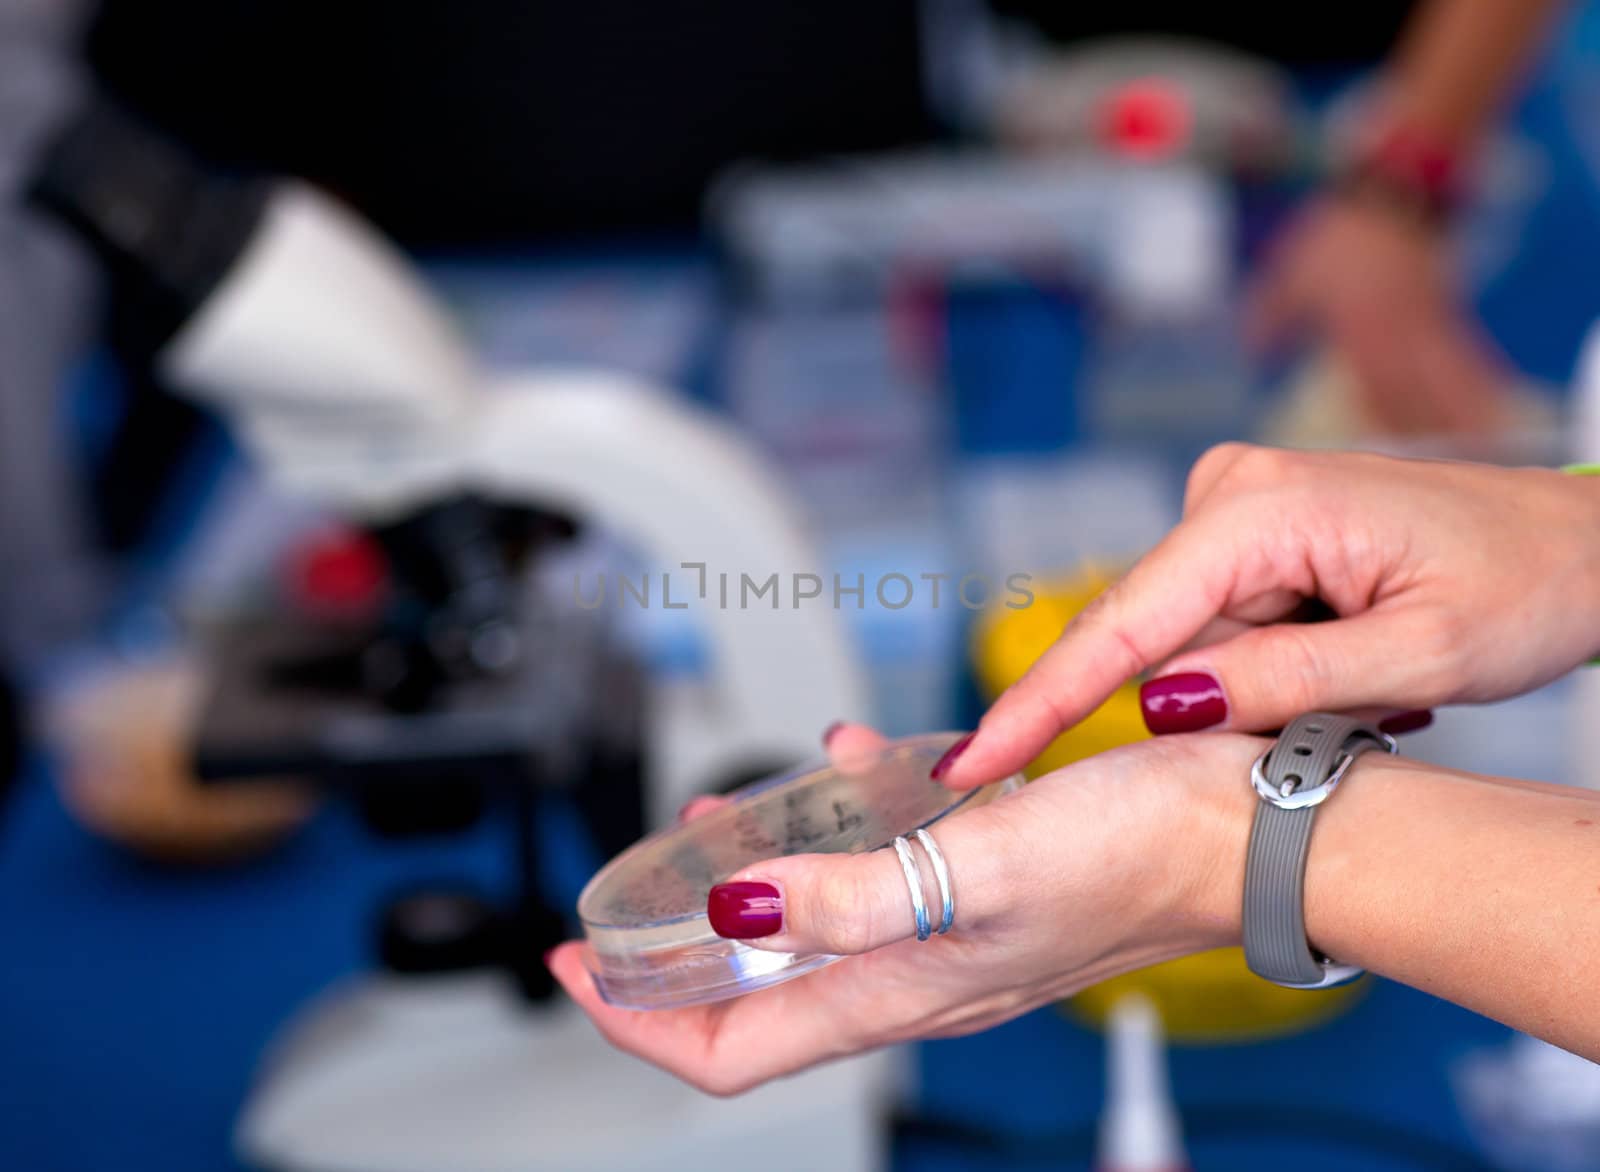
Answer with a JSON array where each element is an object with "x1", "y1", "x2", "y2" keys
[
  {"x1": 1379, "y1": 709, "x2": 1433, "y2": 736},
  {"x1": 1140, "y1": 672, "x2": 1227, "y2": 735},
  {"x1": 542, "y1": 947, "x2": 557, "y2": 969},
  {"x1": 821, "y1": 720, "x2": 846, "y2": 747},
  {"x1": 929, "y1": 732, "x2": 975, "y2": 781},
  {"x1": 707, "y1": 881, "x2": 784, "y2": 939}
]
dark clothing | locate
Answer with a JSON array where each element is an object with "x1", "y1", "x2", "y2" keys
[
  {"x1": 992, "y1": 4, "x2": 1416, "y2": 67},
  {"x1": 86, "y1": 0, "x2": 929, "y2": 245}
]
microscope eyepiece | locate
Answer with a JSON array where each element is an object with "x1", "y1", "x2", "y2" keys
[{"x1": 25, "y1": 97, "x2": 271, "y2": 349}]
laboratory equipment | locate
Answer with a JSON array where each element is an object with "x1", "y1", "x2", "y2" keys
[
  {"x1": 712, "y1": 151, "x2": 1242, "y2": 456},
  {"x1": 27, "y1": 95, "x2": 879, "y2": 1171},
  {"x1": 1095, "y1": 994, "x2": 1188, "y2": 1172},
  {"x1": 28, "y1": 91, "x2": 869, "y2": 833},
  {"x1": 988, "y1": 38, "x2": 1297, "y2": 172},
  {"x1": 580, "y1": 732, "x2": 1020, "y2": 1010},
  {"x1": 1454, "y1": 1033, "x2": 1600, "y2": 1172}
]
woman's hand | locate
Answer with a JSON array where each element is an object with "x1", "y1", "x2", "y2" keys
[
  {"x1": 547, "y1": 724, "x2": 1258, "y2": 1095},
  {"x1": 555, "y1": 719, "x2": 1600, "y2": 1079},
  {"x1": 939, "y1": 446, "x2": 1600, "y2": 789},
  {"x1": 1245, "y1": 196, "x2": 1512, "y2": 436}
]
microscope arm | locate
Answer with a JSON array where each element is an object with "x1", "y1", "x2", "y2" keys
[
  {"x1": 473, "y1": 373, "x2": 872, "y2": 818},
  {"x1": 29, "y1": 97, "x2": 873, "y2": 811},
  {"x1": 159, "y1": 172, "x2": 876, "y2": 791},
  {"x1": 158, "y1": 182, "x2": 480, "y2": 519},
  {"x1": 28, "y1": 98, "x2": 480, "y2": 521}
]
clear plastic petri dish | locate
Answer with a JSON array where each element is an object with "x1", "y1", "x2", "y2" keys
[{"x1": 578, "y1": 731, "x2": 1021, "y2": 1011}]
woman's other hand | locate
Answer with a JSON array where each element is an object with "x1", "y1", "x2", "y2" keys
[
  {"x1": 1245, "y1": 196, "x2": 1512, "y2": 437},
  {"x1": 940, "y1": 446, "x2": 1600, "y2": 788}
]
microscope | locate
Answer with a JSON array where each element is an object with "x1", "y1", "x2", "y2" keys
[{"x1": 29, "y1": 99, "x2": 887, "y2": 1171}]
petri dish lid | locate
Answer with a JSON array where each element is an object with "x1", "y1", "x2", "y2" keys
[{"x1": 578, "y1": 731, "x2": 1020, "y2": 1011}]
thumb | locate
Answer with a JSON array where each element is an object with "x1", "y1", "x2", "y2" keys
[
  {"x1": 1146, "y1": 608, "x2": 1451, "y2": 734},
  {"x1": 706, "y1": 808, "x2": 1006, "y2": 955}
]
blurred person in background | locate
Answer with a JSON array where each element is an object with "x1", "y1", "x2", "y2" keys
[
  {"x1": 1240, "y1": 0, "x2": 1564, "y2": 436},
  {"x1": 0, "y1": 0, "x2": 1574, "y2": 790},
  {"x1": 989, "y1": 0, "x2": 1567, "y2": 435}
]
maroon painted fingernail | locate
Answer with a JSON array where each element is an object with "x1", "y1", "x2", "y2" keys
[
  {"x1": 1379, "y1": 709, "x2": 1433, "y2": 736},
  {"x1": 543, "y1": 948, "x2": 557, "y2": 969},
  {"x1": 929, "y1": 732, "x2": 975, "y2": 781},
  {"x1": 1140, "y1": 672, "x2": 1227, "y2": 735},
  {"x1": 707, "y1": 881, "x2": 783, "y2": 939},
  {"x1": 821, "y1": 720, "x2": 846, "y2": 747}
]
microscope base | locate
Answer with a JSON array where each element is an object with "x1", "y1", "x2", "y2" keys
[{"x1": 237, "y1": 972, "x2": 896, "y2": 1172}]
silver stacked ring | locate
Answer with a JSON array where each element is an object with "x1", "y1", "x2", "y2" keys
[
  {"x1": 915, "y1": 828, "x2": 955, "y2": 935},
  {"x1": 891, "y1": 829, "x2": 955, "y2": 942}
]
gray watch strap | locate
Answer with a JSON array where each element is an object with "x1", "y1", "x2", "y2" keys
[{"x1": 1243, "y1": 713, "x2": 1392, "y2": 988}]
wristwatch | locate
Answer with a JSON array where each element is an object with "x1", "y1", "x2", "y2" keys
[
  {"x1": 1242, "y1": 713, "x2": 1396, "y2": 989},
  {"x1": 1333, "y1": 119, "x2": 1465, "y2": 230}
]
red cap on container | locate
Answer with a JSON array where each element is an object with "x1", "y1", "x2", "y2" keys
[{"x1": 1098, "y1": 79, "x2": 1192, "y2": 161}]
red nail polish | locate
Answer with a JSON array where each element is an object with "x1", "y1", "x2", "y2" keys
[
  {"x1": 1140, "y1": 673, "x2": 1227, "y2": 735},
  {"x1": 1379, "y1": 709, "x2": 1433, "y2": 736},
  {"x1": 821, "y1": 720, "x2": 846, "y2": 747},
  {"x1": 929, "y1": 732, "x2": 975, "y2": 781},
  {"x1": 543, "y1": 947, "x2": 558, "y2": 969},
  {"x1": 707, "y1": 881, "x2": 783, "y2": 938}
]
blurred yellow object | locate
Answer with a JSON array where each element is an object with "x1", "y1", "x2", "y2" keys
[
  {"x1": 971, "y1": 565, "x2": 1146, "y2": 773},
  {"x1": 47, "y1": 659, "x2": 315, "y2": 865},
  {"x1": 1067, "y1": 947, "x2": 1363, "y2": 1041},
  {"x1": 972, "y1": 567, "x2": 1364, "y2": 1042}
]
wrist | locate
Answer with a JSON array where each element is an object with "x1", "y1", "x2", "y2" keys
[
  {"x1": 1330, "y1": 109, "x2": 1469, "y2": 230},
  {"x1": 1300, "y1": 751, "x2": 1412, "y2": 968},
  {"x1": 1184, "y1": 728, "x2": 1404, "y2": 979},
  {"x1": 1168, "y1": 734, "x2": 1261, "y2": 951}
]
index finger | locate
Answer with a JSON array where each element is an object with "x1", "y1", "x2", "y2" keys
[{"x1": 939, "y1": 512, "x2": 1243, "y2": 788}]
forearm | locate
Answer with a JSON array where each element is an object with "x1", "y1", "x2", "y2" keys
[
  {"x1": 1307, "y1": 756, "x2": 1600, "y2": 1057},
  {"x1": 1187, "y1": 739, "x2": 1600, "y2": 1056},
  {"x1": 1385, "y1": 0, "x2": 1565, "y2": 149}
]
